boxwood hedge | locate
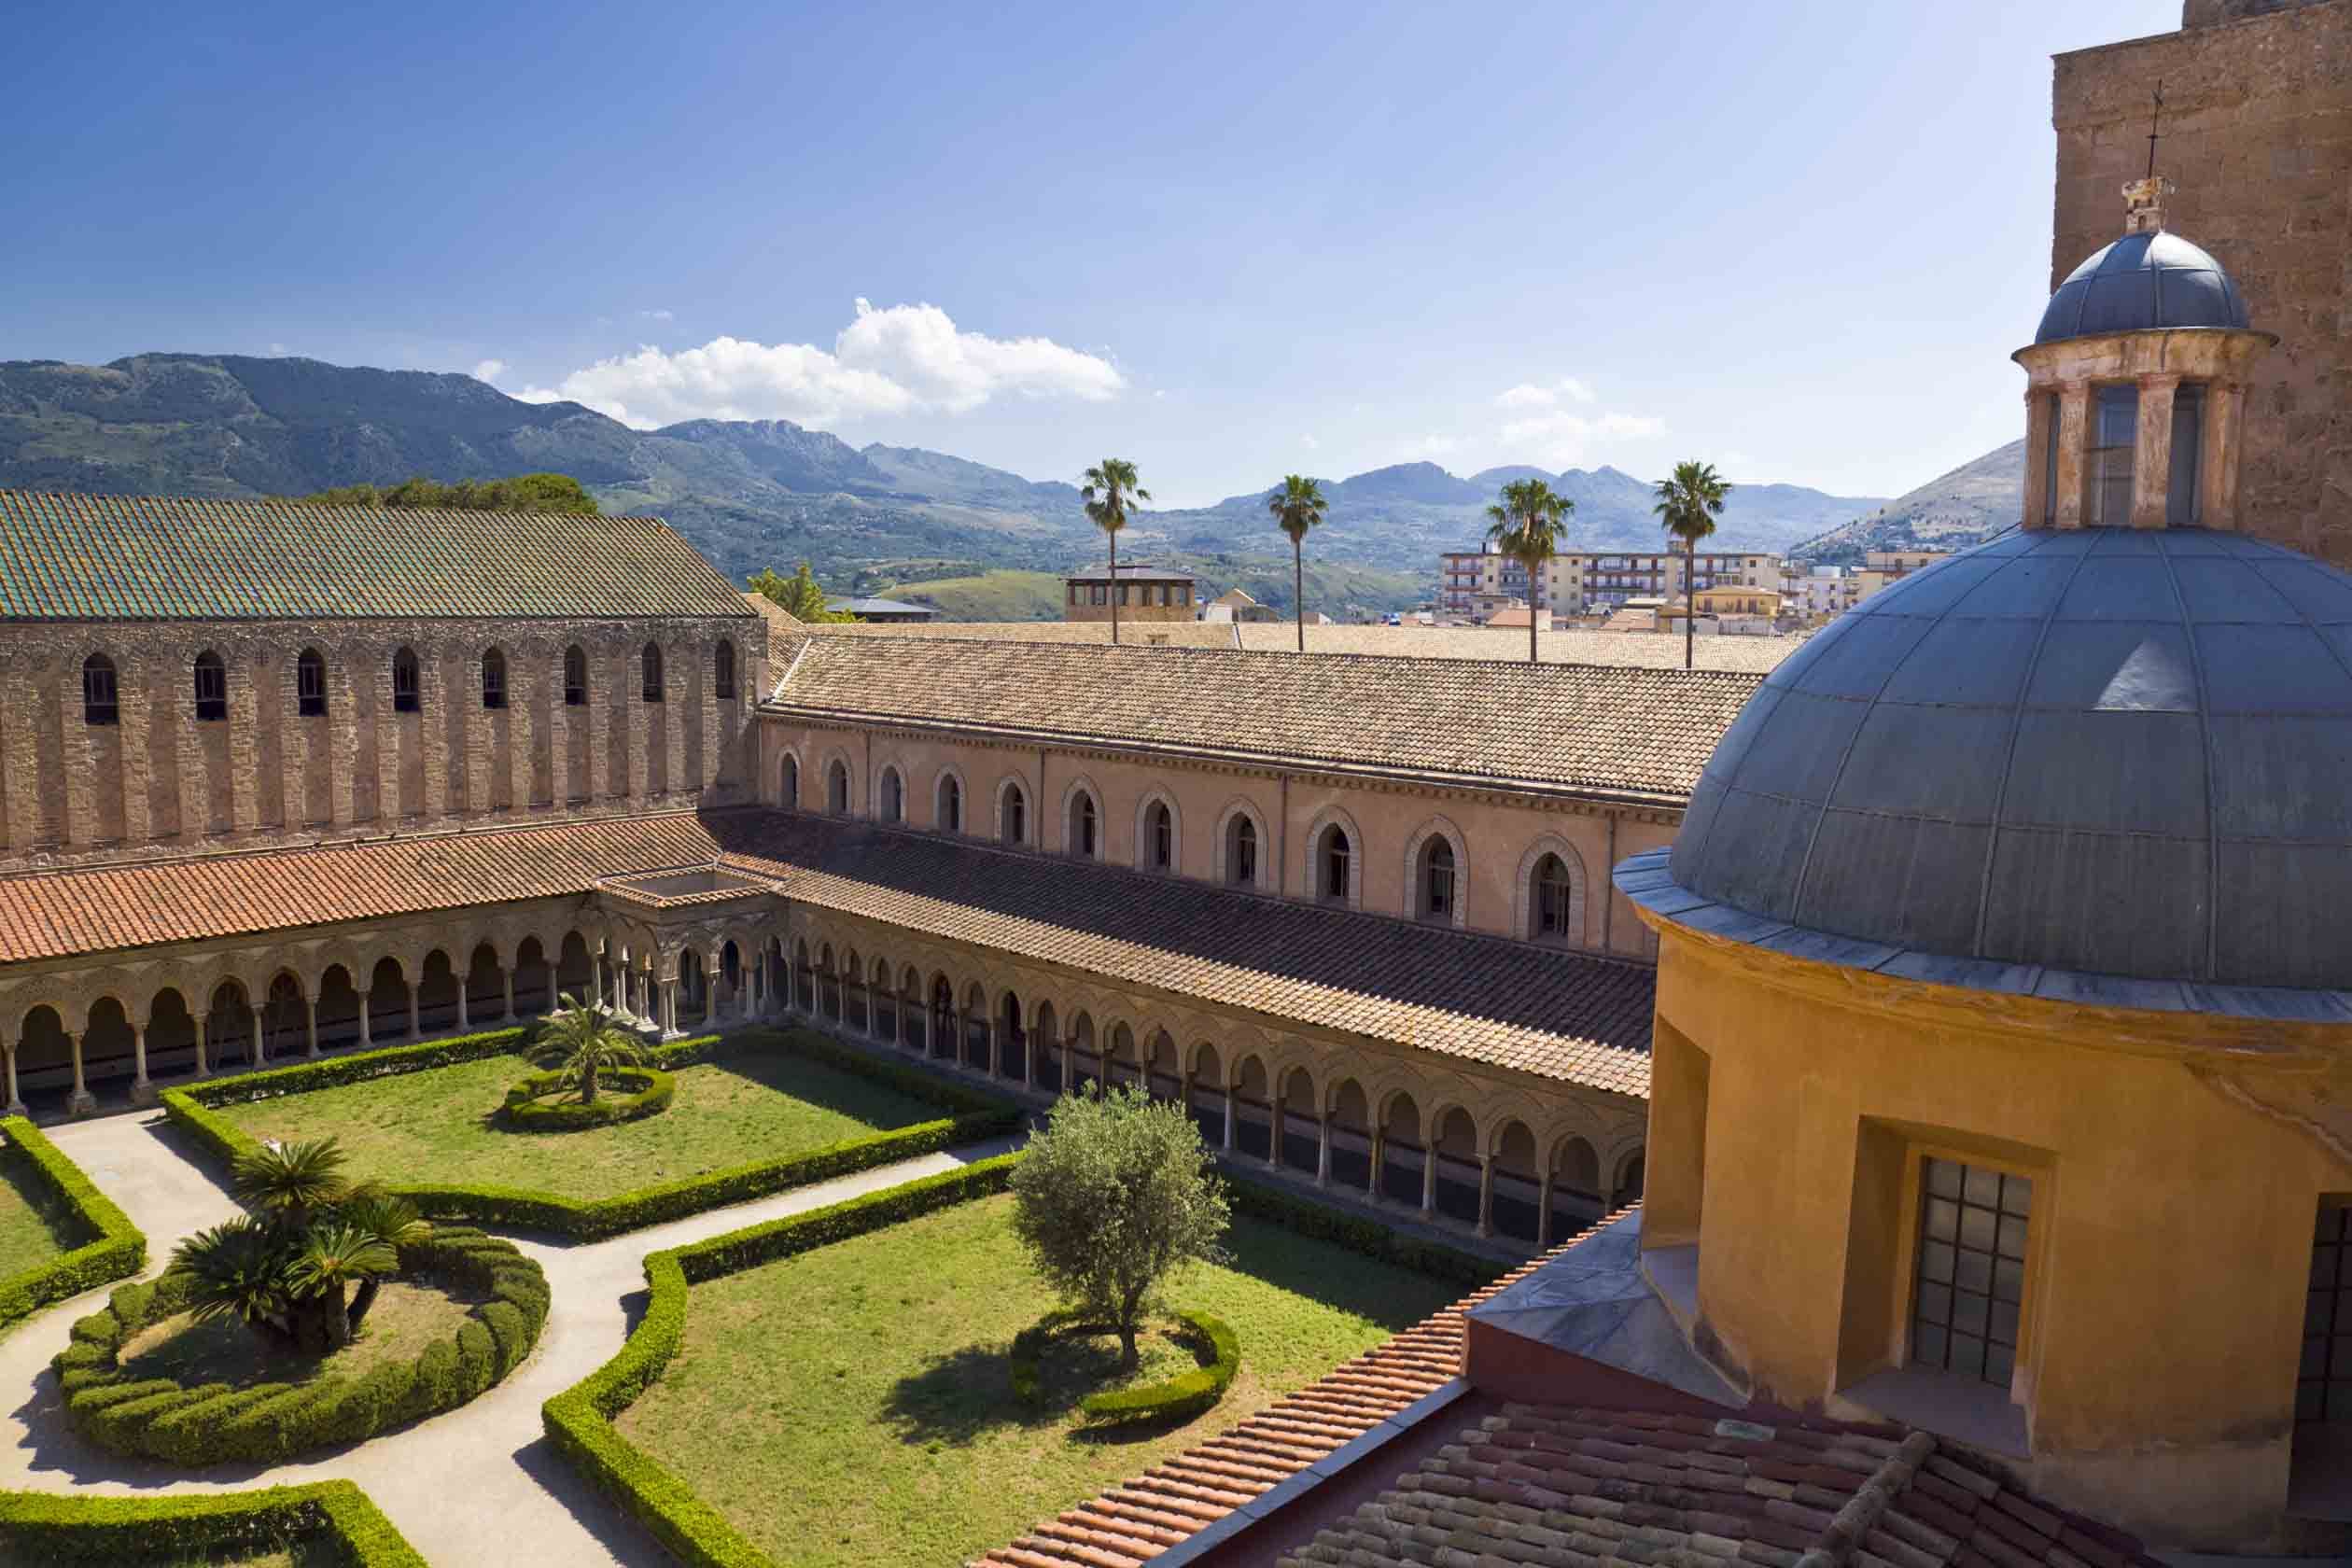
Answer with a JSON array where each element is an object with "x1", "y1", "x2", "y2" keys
[
  {"x1": 1225, "y1": 1169, "x2": 1505, "y2": 1289},
  {"x1": 163, "y1": 1024, "x2": 1021, "y2": 1239},
  {"x1": 1078, "y1": 1309, "x2": 1239, "y2": 1422},
  {"x1": 56, "y1": 1225, "x2": 548, "y2": 1465},
  {"x1": 0, "y1": 1479, "x2": 426, "y2": 1565},
  {"x1": 0, "y1": 1115, "x2": 146, "y2": 1332},
  {"x1": 501, "y1": 1065, "x2": 676, "y2": 1130}
]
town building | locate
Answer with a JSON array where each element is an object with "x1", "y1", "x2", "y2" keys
[
  {"x1": 822, "y1": 595, "x2": 939, "y2": 623},
  {"x1": 1061, "y1": 563, "x2": 1196, "y2": 623},
  {"x1": 1200, "y1": 587, "x2": 1279, "y2": 623},
  {"x1": 1439, "y1": 543, "x2": 1785, "y2": 622}
]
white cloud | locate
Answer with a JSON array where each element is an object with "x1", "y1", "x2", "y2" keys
[
  {"x1": 1497, "y1": 409, "x2": 1667, "y2": 467},
  {"x1": 1493, "y1": 376, "x2": 1598, "y2": 410},
  {"x1": 1300, "y1": 434, "x2": 1320, "y2": 450},
  {"x1": 640, "y1": 308, "x2": 675, "y2": 322},
  {"x1": 1408, "y1": 434, "x2": 1463, "y2": 457},
  {"x1": 268, "y1": 343, "x2": 289, "y2": 357},
  {"x1": 471, "y1": 358, "x2": 506, "y2": 384},
  {"x1": 518, "y1": 299, "x2": 1125, "y2": 428}
]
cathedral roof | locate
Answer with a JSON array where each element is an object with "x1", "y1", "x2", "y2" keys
[
  {"x1": 2033, "y1": 229, "x2": 2251, "y2": 344},
  {"x1": 0, "y1": 490, "x2": 756, "y2": 623}
]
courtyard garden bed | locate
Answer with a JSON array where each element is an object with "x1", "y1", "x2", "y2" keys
[
  {"x1": 500, "y1": 1064, "x2": 675, "y2": 1130},
  {"x1": 0, "y1": 1479, "x2": 425, "y2": 1566},
  {"x1": 0, "y1": 1115, "x2": 145, "y2": 1333},
  {"x1": 164, "y1": 1026, "x2": 1020, "y2": 1239},
  {"x1": 544, "y1": 1159, "x2": 1463, "y2": 1568}
]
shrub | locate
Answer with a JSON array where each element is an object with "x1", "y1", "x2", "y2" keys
[
  {"x1": 0, "y1": 1116, "x2": 147, "y2": 1332},
  {"x1": 56, "y1": 1225, "x2": 547, "y2": 1465},
  {"x1": 1078, "y1": 1309, "x2": 1240, "y2": 1423},
  {"x1": 1224, "y1": 1170, "x2": 1504, "y2": 1289},
  {"x1": 182, "y1": 1024, "x2": 540, "y2": 1108},
  {"x1": 0, "y1": 1479, "x2": 426, "y2": 1565},
  {"x1": 501, "y1": 1066, "x2": 674, "y2": 1130}
]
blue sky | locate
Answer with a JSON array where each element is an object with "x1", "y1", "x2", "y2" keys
[{"x1": 5, "y1": 0, "x2": 2180, "y2": 507}]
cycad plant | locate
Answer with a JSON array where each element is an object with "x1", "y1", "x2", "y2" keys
[
  {"x1": 1266, "y1": 475, "x2": 1330, "y2": 651},
  {"x1": 537, "y1": 992, "x2": 646, "y2": 1105},
  {"x1": 168, "y1": 1137, "x2": 427, "y2": 1352},
  {"x1": 1652, "y1": 460, "x2": 1732, "y2": 670},
  {"x1": 1080, "y1": 459, "x2": 1151, "y2": 646},
  {"x1": 1485, "y1": 477, "x2": 1574, "y2": 664}
]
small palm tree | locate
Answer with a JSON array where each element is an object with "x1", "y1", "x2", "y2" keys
[
  {"x1": 171, "y1": 1219, "x2": 294, "y2": 1341},
  {"x1": 1652, "y1": 460, "x2": 1732, "y2": 670},
  {"x1": 1485, "y1": 478, "x2": 1575, "y2": 664},
  {"x1": 1266, "y1": 476, "x2": 1330, "y2": 652},
  {"x1": 287, "y1": 1225, "x2": 399, "y2": 1350},
  {"x1": 337, "y1": 1189, "x2": 431, "y2": 1332},
  {"x1": 1080, "y1": 459, "x2": 1151, "y2": 646},
  {"x1": 538, "y1": 992, "x2": 646, "y2": 1105},
  {"x1": 232, "y1": 1138, "x2": 352, "y2": 1227}
]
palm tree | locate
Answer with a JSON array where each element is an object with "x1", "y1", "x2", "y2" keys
[
  {"x1": 1080, "y1": 459, "x2": 1151, "y2": 646},
  {"x1": 537, "y1": 992, "x2": 646, "y2": 1105},
  {"x1": 232, "y1": 1138, "x2": 352, "y2": 1228},
  {"x1": 287, "y1": 1225, "x2": 399, "y2": 1349},
  {"x1": 171, "y1": 1218, "x2": 294, "y2": 1342},
  {"x1": 1266, "y1": 476, "x2": 1330, "y2": 652},
  {"x1": 1484, "y1": 478, "x2": 1575, "y2": 664},
  {"x1": 1652, "y1": 461, "x2": 1732, "y2": 670},
  {"x1": 337, "y1": 1190, "x2": 431, "y2": 1333}
]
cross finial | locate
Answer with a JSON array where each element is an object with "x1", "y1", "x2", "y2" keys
[
  {"x1": 2122, "y1": 81, "x2": 2172, "y2": 234},
  {"x1": 2146, "y1": 79, "x2": 2165, "y2": 180}
]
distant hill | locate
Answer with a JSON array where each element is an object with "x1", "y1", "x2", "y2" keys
[{"x1": 1789, "y1": 441, "x2": 2024, "y2": 565}]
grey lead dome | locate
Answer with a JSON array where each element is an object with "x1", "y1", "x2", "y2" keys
[
  {"x1": 2034, "y1": 230, "x2": 2251, "y2": 344},
  {"x1": 1668, "y1": 526, "x2": 2352, "y2": 989}
]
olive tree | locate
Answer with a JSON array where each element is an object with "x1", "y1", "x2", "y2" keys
[{"x1": 1009, "y1": 1083, "x2": 1229, "y2": 1367}]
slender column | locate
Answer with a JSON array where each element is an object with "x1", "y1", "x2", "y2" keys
[
  {"x1": 2202, "y1": 382, "x2": 2245, "y2": 532},
  {"x1": 955, "y1": 1011, "x2": 968, "y2": 1070},
  {"x1": 1022, "y1": 1029, "x2": 1035, "y2": 1089},
  {"x1": 1367, "y1": 1128, "x2": 1385, "y2": 1204},
  {"x1": 1476, "y1": 1155, "x2": 1496, "y2": 1239},
  {"x1": 2131, "y1": 373, "x2": 2179, "y2": 530},
  {"x1": 131, "y1": 1023, "x2": 154, "y2": 1105},
  {"x1": 1222, "y1": 1085, "x2": 1236, "y2": 1151},
  {"x1": 407, "y1": 983, "x2": 421, "y2": 1043},
  {"x1": 1536, "y1": 1173, "x2": 1555, "y2": 1250},
  {"x1": 2, "y1": 1043, "x2": 21, "y2": 1117},
  {"x1": 1420, "y1": 1147, "x2": 1438, "y2": 1218},
  {"x1": 661, "y1": 979, "x2": 679, "y2": 1039},
  {"x1": 502, "y1": 967, "x2": 517, "y2": 1025},
  {"x1": 304, "y1": 996, "x2": 319, "y2": 1057},
  {"x1": 986, "y1": 1018, "x2": 1000, "y2": 1079},
  {"x1": 357, "y1": 991, "x2": 372, "y2": 1048},
  {"x1": 251, "y1": 1009, "x2": 266, "y2": 1067},
  {"x1": 1266, "y1": 1090, "x2": 1282, "y2": 1169},
  {"x1": 1315, "y1": 1113, "x2": 1332, "y2": 1187},
  {"x1": 455, "y1": 977, "x2": 469, "y2": 1033},
  {"x1": 2021, "y1": 388, "x2": 2052, "y2": 529},
  {"x1": 67, "y1": 1033, "x2": 93, "y2": 1117},
  {"x1": 895, "y1": 993, "x2": 908, "y2": 1049},
  {"x1": 1060, "y1": 1033, "x2": 1073, "y2": 1088},
  {"x1": 2052, "y1": 381, "x2": 2091, "y2": 530},
  {"x1": 193, "y1": 1015, "x2": 211, "y2": 1078}
]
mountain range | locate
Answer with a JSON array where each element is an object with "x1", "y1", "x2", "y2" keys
[
  {"x1": 0, "y1": 353, "x2": 2016, "y2": 613},
  {"x1": 1785, "y1": 440, "x2": 2026, "y2": 565}
]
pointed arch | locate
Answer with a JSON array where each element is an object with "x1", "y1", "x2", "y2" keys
[
  {"x1": 1212, "y1": 795, "x2": 1271, "y2": 891},
  {"x1": 932, "y1": 764, "x2": 968, "y2": 834},
  {"x1": 1303, "y1": 804, "x2": 1365, "y2": 910},
  {"x1": 995, "y1": 775, "x2": 1030, "y2": 847},
  {"x1": 1134, "y1": 788, "x2": 1182, "y2": 875},
  {"x1": 1402, "y1": 816, "x2": 1470, "y2": 929},
  {"x1": 1058, "y1": 774, "x2": 1103, "y2": 861},
  {"x1": 1514, "y1": 833, "x2": 1591, "y2": 945}
]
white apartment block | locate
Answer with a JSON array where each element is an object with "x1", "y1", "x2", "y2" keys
[{"x1": 1436, "y1": 545, "x2": 1783, "y2": 620}]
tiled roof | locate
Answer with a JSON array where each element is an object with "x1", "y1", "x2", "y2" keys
[
  {"x1": 707, "y1": 814, "x2": 1655, "y2": 1091},
  {"x1": 1278, "y1": 1405, "x2": 2163, "y2": 1568},
  {"x1": 0, "y1": 490, "x2": 757, "y2": 622},
  {"x1": 974, "y1": 1223, "x2": 1596, "y2": 1568},
  {"x1": 771, "y1": 637, "x2": 1762, "y2": 805}
]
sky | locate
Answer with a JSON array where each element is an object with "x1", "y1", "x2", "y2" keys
[{"x1": 4, "y1": 0, "x2": 2182, "y2": 509}]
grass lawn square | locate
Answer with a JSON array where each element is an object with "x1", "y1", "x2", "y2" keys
[
  {"x1": 0, "y1": 1141, "x2": 93, "y2": 1282},
  {"x1": 217, "y1": 1045, "x2": 946, "y2": 1202},
  {"x1": 614, "y1": 1192, "x2": 1463, "y2": 1568}
]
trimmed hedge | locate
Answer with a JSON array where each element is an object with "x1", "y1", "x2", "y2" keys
[
  {"x1": 1079, "y1": 1309, "x2": 1239, "y2": 1423},
  {"x1": 0, "y1": 1479, "x2": 427, "y2": 1566},
  {"x1": 501, "y1": 1066, "x2": 676, "y2": 1130},
  {"x1": 163, "y1": 1025, "x2": 1021, "y2": 1240},
  {"x1": 56, "y1": 1225, "x2": 548, "y2": 1465},
  {"x1": 1225, "y1": 1169, "x2": 1505, "y2": 1289},
  {"x1": 0, "y1": 1115, "x2": 146, "y2": 1332},
  {"x1": 545, "y1": 1156, "x2": 1018, "y2": 1568},
  {"x1": 183, "y1": 1023, "x2": 541, "y2": 1108}
]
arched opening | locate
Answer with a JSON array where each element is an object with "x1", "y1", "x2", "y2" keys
[
  {"x1": 1105, "y1": 1022, "x2": 1136, "y2": 1090},
  {"x1": 1554, "y1": 1136, "x2": 1603, "y2": 1235},
  {"x1": 314, "y1": 966, "x2": 363, "y2": 1051},
  {"x1": 82, "y1": 654, "x2": 119, "y2": 726},
  {"x1": 208, "y1": 980, "x2": 257, "y2": 1069},
  {"x1": 714, "y1": 639, "x2": 736, "y2": 701},
  {"x1": 936, "y1": 774, "x2": 962, "y2": 833},
  {"x1": 879, "y1": 767, "x2": 904, "y2": 824},
  {"x1": 465, "y1": 943, "x2": 504, "y2": 1027},
  {"x1": 1328, "y1": 1078, "x2": 1373, "y2": 1190},
  {"x1": 1001, "y1": 781, "x2": 1028, "y2": 846},
  {"x1": 563, "y1": 644, "x2": 588, "y2": 707},
  {"x1": 930, "y1": 976, "x2": 956, "y2": 1061},
  {"x1": 1147, "y1": 1029, "x2": 1181, "y2": 1102},
  {"x1": 964, "y1": 984, "x2": 989, "y2": 1067},
  {"x1": 1145, "y1": 801, "x2": 1174, "y2": 872},
  {"x1": 481, "y1": 648, "x2": 508, "y2": 709},
  {"x1": 297, "y1": 648, "x2": 328, "y2": 717},
  {"x1": 262, "y1": 974, "x2": 306, "y2": 1062},
  {"x1": 1226, "y1": 813, "x2": 1259, "y2": 888},
  {"x1": 83, "y1": 996, "x2": 135, "y2": 1086},
  {"x1": 827, "y1": 760, "x2": 850, "y2": 815},
  {"x1": 1185, "y1": 1043, "x2": 1223, "y2": 1140},
  {"x1": 819, "y1": 945, "x2": 841, "y2": 1022},
  {"x1": 554, "y1": 933, "x2": 593, "y2": 1012},
  {"x1": 793, "y1": 941, "x2": 814, "y2": 1016},
  {"x1": 513, "y1": 936, "x2": 552, "y2": 1016},
  {"x1": 999, "y1": 991, "x2": 1026, "y2": 1081},
  {"x1": 415, "y1": 950, "x2": 461, "y2": 1036},
  {"x1": 1067, "y1": 790, "x2": 1099, "y2": 860},
  {"x1": 1032, "y1": 1001, "x2": 1061, "y2": 1093},
  {"x1": 1279, "y1": 1067, "x2": 1319, "y2": 1172},
  {"x1": 895, "y1": 966, "x2": 921, "y2": 1052},
  {"x1": 1380, "y1": 1094, "x2": 1423, "y2": 1207},
  {"x1": 679, "y1": 951, "x2": 708, "y2": 1027},
  {"x1": 868, "y1": 957, "x2": 894, "y2": 1041},
  {"x1": 780, "y1": 753, "x2": 800, "y2": 808},
  {"x1": 1230, "y1": 1056, "x2": 1272, "y2": 1160},
  {"x1": 1430, "y1": 1107, "x2": 1481, "y2": 1225},
  {"x1": 189, "y1": 650, "x2": 229, "y2": 722},
  {"x1": 841, "y1": 947, "x2": 866, "y2": 1033},
  {"x1": 641, "y1": 642, "x2": 665, "y2": 703},
  {"x1": 1068, "y1": 1012, "x2": 1098, "y2": 1090},
  {"x1": 391, "y1": 647, "x2": 421, "y2": 714},
  {"x1": 1318, "y1": 824, "x2": 1352, "y2": 903},
  {"x1": 1531, "y1": 852, "x2": 1576, "y2": 944},
  {"x1": 1418, "y1": 836, "x2": 1457, "y2": 923},
  {"x1": 1492, "y1": 1121, "x2": 1542, "y2": 1243},
  {"x1": 15, "y1": 1005, "x2": 70, "y2": 1103},
  {"x1": 145, "y1": 988, "x2": 196, "y2": 1079},
  {"x1": 1613, "y1": 1149, "x2": 1645, "y2": 1210}
]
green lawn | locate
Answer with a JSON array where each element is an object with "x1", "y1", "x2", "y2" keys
[
  {"x1": 615, "y1": 1193, "x2": 1460, "y2": 1568},
  {"x1": 0, "y1": 1143, "x2": 93, "y2": 1281},
  {"x1": 119, "y1": 1281, "x2": 477, "y2": 1393},
  {"x1": 219, "y1": 1048, "x2": 944, "y2": 1201}
]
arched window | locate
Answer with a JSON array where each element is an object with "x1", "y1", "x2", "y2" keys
[
  {"x1": 563, "y1": 645, "x2": 587, "y2": 707},
  {"x1": 1069, "y1": 791, "x2": 1099, "y2": 859},
  {"x1": 1532, "y1": 853, "x2": 1575, "y2": 945},
  {"x1": 192, "y1": 650, "x2": 228, "y2": 721},
  {"x1": 827, "y1": 759, "x2": 849, "y2": 814},
  {"x1": 1228, "y1": 815, "x2": 1258, "y2": 887},
  {"x1": 880, "y1": 767, "x2": 903, "y2": 823},
  {"x1": 1420, "y1": 838, "x2": 1456, "y2": 922},
  {"x1": 81, "y1": 654, "x2": 119, "y2": 727},
  {"x1": 1320, "y1": 825, "x2": 1351, "y2": 903},
  {"x1": 391, "y1": 647, "x2": 421, "y2": 714},
  {"x1": 481, "y1": 648, "x2": 508, "y2": 710},
  {"x1": 641, "y1": 643, "x2": 665, "y2": 703},
  {"x1": 1003, "y1": 782, "x2": 1027, "y2": 845},
  {"x1": 297, "y1": 649, "x2": 327, "y2": 717},
  {"x1": 714, "y1": 640, "x2": 736, "y2": 700},
  {"x1": 1148, "y1": 802, "x2": 1173, "y2": 871},
  {"x1": 938, "y1": 775, "x2": 962, "y2": 833},
  {"x1": 779, "y1": 753, "x2": 799, "y2": 808}
]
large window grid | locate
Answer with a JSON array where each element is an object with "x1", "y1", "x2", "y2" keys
[
  {"x1": 1910, "y1": 1157, "x2": 2030, "y2": 1390},
  {"x1": 2300, "y1": 1202, "x2": 2352, "y2": 1424}
]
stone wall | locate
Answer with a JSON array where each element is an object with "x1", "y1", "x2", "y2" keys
[{"x1": 2051, "y1": 0, "x2": 2350, "y2": 562}]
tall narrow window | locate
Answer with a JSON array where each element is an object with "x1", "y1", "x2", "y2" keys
[
  {"x1": 82, "y1": 654, "x2": 119, "y2": 726},
  {"x1": 2089, "y1": 385, "x2": 2137, "y2": 527},
  {"x1": 714, "y1": 639, "x2": 736, "y2": 700},
  {"x1": 2166, "y1": 384, "x2": 2205, "y2": 527},
  {"x1": 1421, "y1": 838, "x2": 1456, "y2": 921},
  {"x1": 779, "y1": 754, "x2": 799, "y2": 808},
  {"x1": 940, "y1": 775, "x2": 962, "y2": 833},
  {"x1": 827, "y1": 760, "x2": 849, "y2": 814},
  {"x1": 1533, "y1": 854, "x2": 1575, "y2": 942},
  {"x1": 481, "y1": 648, "x2": 508, "y2": 709},
  {"x1": 2040, "y1": 391, "x2": 2060, "y2": 527},
  {"x1": 1004, "y1": 783, "x2": 1027, "y2": 845},
  {"x1": 641, "y1": 643, "x2": 665, "y2": 703},
  {"x1": 391, "y1": 648, "x2": 421, "y2": 714},
  {"x1": 881, "y1": 767, "x2": 903, "y2": 823},
  {"x1": 1321, "y1": 826, "x2": 1351, "y2": 903},
  {"x1": 297, "y1": 649, "x2": 327, "y2": 717},
  {"x1": 1911, "y1": 1157, "x2": 2031, "y2": 1390},
  {"x1": 1071, "y1": 791, "x2": 1099, "y2": 858},
  {"x1": 1149, "y1": 802, "x2": 1173, "y2": 871},
  {"x1": 1229, "y1": 816, "x2": 1257, "y2": 887},
  {"x1": 192, "y1": 651, "x2": 228, "y2": 722},
  {"x1": 563, "y1": 645, "x2": 587, "y2": 707},
  {"x1": 2300, "y1": 1202, "x2": 2352, "y2": 1423}
]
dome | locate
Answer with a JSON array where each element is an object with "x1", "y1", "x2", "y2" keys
[
  {"x1": 1667, "y1": 526, "x2": 2352, "y2": 991},
  {"x1": 2034, "y1": 230, "x2": 2251, "y2": 344}
]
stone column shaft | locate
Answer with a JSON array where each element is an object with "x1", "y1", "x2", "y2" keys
[
  {"x1": 2052, "y1": 382, "x2": 2091, "y2": 530},
  {"x1": 1476, "y1": 1155, "x2": 1496, "y2": 1239},
  {"x1": 67, "y1": 1033, "x2": 94, "y2": 1116},
  {"x1": 1315, "y1": 1114, "x2": 1332, "y2": 1187},
  {"x1": 194, "y1": 1015, "x2": 210, "y2": 1078},
  {"x1": 2131, "y1": 373, "x2": 2179, "y2": 530},
  {"x1": 305, "y1": 997, "x2": 320, "y2": 1057}
]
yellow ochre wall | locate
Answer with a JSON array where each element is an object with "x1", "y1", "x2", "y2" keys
[{"x1": 1640, "y1": 921, "x2": 2352, "y2": 1550}]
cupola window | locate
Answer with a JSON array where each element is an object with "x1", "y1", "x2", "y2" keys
[
  {"x1": 297, "y1": 649, "x2": 328, "y2": 717},
  {"x1": 563, "y1": 645, "x2": 588, "y2": 707},
  {"x1": 392, "y1": 648, "x2": 421, "y2": 714},
  {"x1": 2089, "y1": 387, "x2": 2137, "y2": 527},
  {"x1": 82, "y1": 654, "x2": 119, "y2": 727},
  {"x1": 1911, "y1": 1157, "x2": 2031, "y2": 1390},
  {"x1": 193, "y1": 651, "x2": 228, "y2": 722}
]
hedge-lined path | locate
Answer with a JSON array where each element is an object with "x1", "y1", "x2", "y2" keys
[{"x1": 0, "y1": 1109, "x2": 1024, "y2": 1566}]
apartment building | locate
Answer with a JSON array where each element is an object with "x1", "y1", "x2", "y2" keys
[{"x1": 1437, "y1": 544, "x2": 1783, "y2": 621}]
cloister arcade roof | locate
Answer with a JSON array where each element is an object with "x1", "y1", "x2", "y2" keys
[{"x1": 767, "y1": 635, "x2": 1761, "y2": 806}]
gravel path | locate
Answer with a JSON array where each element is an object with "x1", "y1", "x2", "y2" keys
[{"x1": 0, "y1": 1109, "x2": 1021, "y2": 1565}]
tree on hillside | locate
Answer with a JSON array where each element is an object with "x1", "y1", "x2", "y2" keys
[
  {"x1": 1484, "y1": 477, "x2": 1574, "y2": 664},
  {"x1": 1080, "y1": 459, "x2": 1151, "y2": 646},
  {"x1": 748, "y1": 563, "x2": 856, "y2": 623},
  {"x1": 1652, "y1": 461, "x2": 1732, "y2": 670},
  {"x1": 296, "y1": 473, "x2": 600, "y2": 515},
  {"x1": 1266, "y1": 475, "x2": 1331, "y2": 653},
  {"x1": 1009, "y1": 1084, "x2": 1229, "y2": 1368}
]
